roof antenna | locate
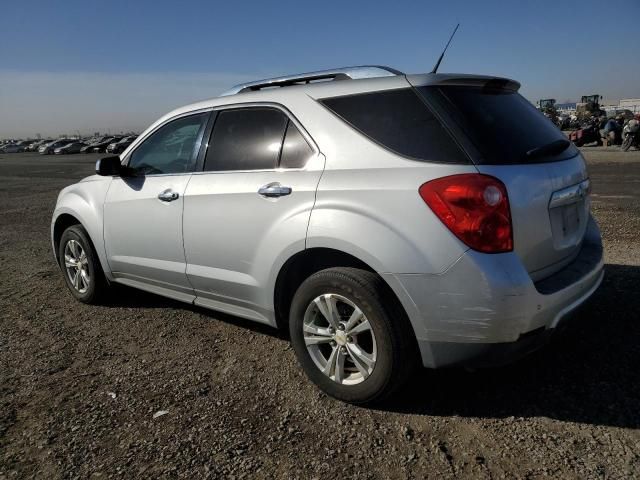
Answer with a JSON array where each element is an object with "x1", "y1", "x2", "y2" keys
[{"x1": 431, "y1": 23, "x2": 460, "y2": 74}]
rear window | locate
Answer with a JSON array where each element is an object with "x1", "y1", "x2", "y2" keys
[
  {"x1": 319, "y1": 89, "x2": 469, "y2": 164},
  {"x1": 280, "y1": 121, "x2": 314, "y2": 168},
  {"x1": 419, "y1": 86, "x2": 578, "y2": 164},
  {"x1": 204, "y1": 108, "x2": 288, "y2": 171}
]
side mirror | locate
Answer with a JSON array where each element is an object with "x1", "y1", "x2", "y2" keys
[{"x1": 96, "y1": 156, "x2": 122, "y2": 176}]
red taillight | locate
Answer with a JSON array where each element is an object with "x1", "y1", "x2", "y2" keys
[{"x1": 419, "y1": 174, "x2": 513, "y2": 253}]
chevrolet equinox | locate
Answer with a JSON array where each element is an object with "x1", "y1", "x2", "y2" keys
[{"x1": 51, "y1": 66, "x2": 604, "y2": 403}]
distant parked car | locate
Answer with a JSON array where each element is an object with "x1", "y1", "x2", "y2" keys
[
  {"x1": 39, "y1": 139, "x2": 74, "y2": 155},
  {"x1": 81, "y1": 136, "x2": 120, "y2": 153},
  {"x1": 106, "y1": 135, "x2": 138, "y2": 154},
  {"x1": 17, "y1": 140, "x2": 36, "y2": 149},
  {"x1": 2, "y1": 140, "x2": 35, "y2": 153},
  {"x1": 1, "y1": 143, "x2": 26, "y2": 153},
  {"x1": 79, "y1": 138, "x2": 102, "y2": 153},
  {"x1": 54, "y1": 142, "x2": 86, "y2": 155},
  {"x1": 27, "y1": 139, "x2": 53, "y2": 152}
]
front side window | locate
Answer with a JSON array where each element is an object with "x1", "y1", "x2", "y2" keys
[
  {"x1": 204, "y1": 108, "x2": 288, "y2": 171},
  {"x1": 129, "y1": 113, "x2": 208, "y2": 175}
]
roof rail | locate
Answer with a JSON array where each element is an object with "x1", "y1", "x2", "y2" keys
[{"x1": 220, "y1": 65, "x2": 404, "y2": 96}]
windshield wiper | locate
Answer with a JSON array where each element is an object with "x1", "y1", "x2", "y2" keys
[{"x1": 526, "y1": 139, "x2": 570, "y2": 159}]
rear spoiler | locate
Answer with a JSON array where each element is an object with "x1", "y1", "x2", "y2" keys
[{"x1": 407, "y1": 73, "x2": 521, "y2": 92}]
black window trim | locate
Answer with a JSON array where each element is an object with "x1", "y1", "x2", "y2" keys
[
  {"x1": 121, "y1": 108, "x2": 213, "y2": 177},
  {"x1": 194, "y1": 101, "x2": 319, "y2": 174},
  {"x1": 413, "y1": 86, "x2": 484, "y2": 164},
  {"x1": 317, "y1": 87, "x2": 472, "y2": 165}
]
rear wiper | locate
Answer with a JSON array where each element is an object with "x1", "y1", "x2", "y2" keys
[{"x1": 526, "y1": 139, "x2": 570, "y2": 159}]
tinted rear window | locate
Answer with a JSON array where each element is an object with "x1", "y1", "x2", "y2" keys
[
  {"x1": 204, "y1": 108, "x2": 288, "y2": 171},
  {"x1": 420, "y1": 86, "x2": 578, "y2": 164},
  {"x1": 320, "y1": 89, "x2": 468, "y2": 164}
]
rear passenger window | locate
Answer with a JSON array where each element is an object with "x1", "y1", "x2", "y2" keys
[
  {"x1": 204, "y1": 108, "x2": 288, "y2": 171},
  {"x1": 280, "y1": 121, "x2": 313, "y2": 168},
  {"x1": 320, "y1": 89, "x2": 468, "y2": 164}
]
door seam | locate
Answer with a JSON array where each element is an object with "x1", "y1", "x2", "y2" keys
[
  {"x1": 180, "y1": 173, "x2": 198, "y2": 300},
  {"x1": 102, "y1": 177, "x2": 116, "y2": 275},
  {"x1": 304, "y1": 153, "x2": 327, "y2": 249}
]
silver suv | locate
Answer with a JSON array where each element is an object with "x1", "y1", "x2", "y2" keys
[{"x1": 52, "y1": 66, "x2": 604, "y2": 403}]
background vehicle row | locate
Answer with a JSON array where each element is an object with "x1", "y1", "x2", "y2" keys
[{"x1": 0, "y1": 135, "x2": 138, "y2": 154}]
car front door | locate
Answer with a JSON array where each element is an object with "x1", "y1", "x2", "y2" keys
[
  {"x1": 182, "y1": 106, "x2": 323, "y2": 323},
  {"x1": 103, "y1": 111, "x2": 210, "y2": 301}
]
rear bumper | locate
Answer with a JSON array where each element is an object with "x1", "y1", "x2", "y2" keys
[
  {"x1": 422, "y1": 283, "x2": 599, "y2": 368},
  {"x1": 384, "y1": 215, "x2": 604, "y2": 368}
]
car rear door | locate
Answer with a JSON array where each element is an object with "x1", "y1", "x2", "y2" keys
[
  {"x1": 182, "y1": 105, "x2": 323, "y2": 323},
  {"x1": 103, "y1": 111, "x2": 209, "y2": 300}
]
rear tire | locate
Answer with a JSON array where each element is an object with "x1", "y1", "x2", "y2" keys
[
  {"x1": 58, "y1": 225, "x2": 108, "y2": 304},
  {"x1": 622, "y1": 135, "x2": 633, "y2": 152},
  {"x1": 289, "y1": 267, "x2": 419, "y2": 404}
]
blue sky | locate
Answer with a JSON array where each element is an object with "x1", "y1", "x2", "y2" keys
[{"x1": 1, "y1": 0, "x2": 638, "y2": 137}]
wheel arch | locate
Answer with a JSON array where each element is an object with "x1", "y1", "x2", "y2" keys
[
  {"x1": 52, "y1": 209, "x2": 114, "y2": 285},
  {"x1": 52, "y1": 213, "x2": 82, "y2": 263},
  {"x1": 273, "y1": 247, "x2": 409, "y2": 332}
]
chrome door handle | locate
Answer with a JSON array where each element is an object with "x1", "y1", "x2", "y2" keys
[
  {"x1": 258, "y1": 183, "x2": 292, "y2": 198},
  {"x1": 158, "y1": 189, "x2": 179, "y2": 202}
]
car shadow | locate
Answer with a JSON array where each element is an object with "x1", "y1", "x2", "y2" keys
[
  {"x1": 103, "y1": 264, "x2": 638, "y2": 428},
  {"x1": 380, "y1": 263, "x2": 640, "y2": 429},
  {"x1": 104, "y1": 284, "x2": 286, "y2": 339}
]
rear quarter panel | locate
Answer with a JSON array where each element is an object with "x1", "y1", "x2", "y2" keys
[
  {"x1": 307, "y1": 164, "x2": 477, "y2": 274},
  {"x1": 301, "y1": 94, "x2": 477, "y2": 274}
]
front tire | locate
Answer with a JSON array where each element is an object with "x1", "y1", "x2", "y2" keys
[
  {"x1": 622, "y1": 135, "x2": 633, "y2": 152},
  {"x1": 289, "y1": 267, "x2": 418, "y2": 404},
  {"x1": 58, "y1": 225, "x2": 108, "y2": 304}
]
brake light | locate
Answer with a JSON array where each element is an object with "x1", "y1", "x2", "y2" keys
[{"x1": 419, "y1": 174, "x2": 513, "y2": 253}]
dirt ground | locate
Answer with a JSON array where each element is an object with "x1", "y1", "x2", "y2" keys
[{"x1": 1, "y1": 148, "x2": 639, "y2": 479}]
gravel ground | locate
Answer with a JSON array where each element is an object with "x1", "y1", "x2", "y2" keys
[{"x1": 1, "y1": 148, "x2": 639, "y2": 479}]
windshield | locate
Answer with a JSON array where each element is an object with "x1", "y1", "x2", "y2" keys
[{"x1": 418, "y1": 86, "x2": 578, "y2": 164}]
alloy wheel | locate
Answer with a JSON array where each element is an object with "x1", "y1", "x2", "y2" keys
[
  {"x1": 302, "y1": 293, "x2": 377, "y2": 385},
  {"x1": 64, "y1": 239, "x2": 90, "y2": 294}
]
